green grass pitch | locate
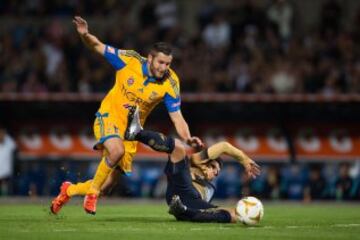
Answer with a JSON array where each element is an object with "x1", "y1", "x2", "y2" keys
[{"x1": 0, "y1": 200, "x2": 359, "y2": 240}]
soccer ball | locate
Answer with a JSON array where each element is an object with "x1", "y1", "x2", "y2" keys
[{"x1": 236, "y1": 196, "x2": 264, "y2": 225}]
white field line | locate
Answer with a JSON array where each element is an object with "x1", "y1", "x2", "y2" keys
[
  {"x1": 249, "y1": 223, "x2": 360, "y2": 230},
  {"x1": 189, "y1": 223, "x2": 360, "y2": 231},
  {"x1": 53, "y1": 229, "x2": 77, "y2": 232},
  {"x1": 333, "y1": 224, "x2": 360, "y2": 227}
]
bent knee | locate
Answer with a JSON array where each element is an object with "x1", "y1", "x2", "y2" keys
[
  {"x1": 110, "y1": 147, "x2": 124, "y2": 162},
  {"x1": 106, "y1": 144, "x2": 125, "y2": 165},
  {"x1": 170, "y1": 139, "x2": 186, "y2": 162},
  {"x1": 174, "y1": 139, "x2": 185, "y2": 152}
]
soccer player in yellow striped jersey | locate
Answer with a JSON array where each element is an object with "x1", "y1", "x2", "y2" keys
[{"x1": 50, "y1": 16, "x2": 203, "y2": 215}]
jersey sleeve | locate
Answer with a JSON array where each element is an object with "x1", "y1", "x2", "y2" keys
[
  {"x1": 164, "y1": 70, "x2": 181, "y2": 112},
  {"x1": 164, "y1": 93, "x2": 181, "y2": 112},
  {"x1": 103, "y1": 45, "x2": 141, "y2": 70}
]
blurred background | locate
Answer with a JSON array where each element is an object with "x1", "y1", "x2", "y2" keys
[{"x1": 0, "y1": 0, "x2": 360, "y2": 202}]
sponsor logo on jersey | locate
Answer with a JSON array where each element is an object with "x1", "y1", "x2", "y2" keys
[
  {"x1": 121, "y1": 84, "x2": 150, "y2": 108},
  {"x1": 171, "y1": 102, "x2": 181, "y2": 108}
]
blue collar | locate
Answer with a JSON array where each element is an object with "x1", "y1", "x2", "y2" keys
[
  {"x1": 142, "y1": 61, "x2": 150, "y2": 77},
  {"x1": 142, "y1": 62, "x2": 156, "y2": 86}
]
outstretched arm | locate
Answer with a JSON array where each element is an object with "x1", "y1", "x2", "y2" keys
[
  {"x1": 193, "y1": 141, "x2": 261, "y2": 179},
  {"x1": 208, "y1": 142, "x2": 248, "y2": 162},
  {"x1": 73, "y1": 16, "x2": 105, "y2": 55}
]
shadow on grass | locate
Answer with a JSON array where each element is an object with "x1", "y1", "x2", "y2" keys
[
  {"x1": 98, "y1": 216, "x2": 174, "y2": 223},
  {"x1": 97, "y1": 217, "x2": 262, "y2": 228}
]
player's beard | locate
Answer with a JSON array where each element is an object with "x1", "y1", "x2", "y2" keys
[{"x1": 149, "y1": 61, "x2": 165, "y2": 79}]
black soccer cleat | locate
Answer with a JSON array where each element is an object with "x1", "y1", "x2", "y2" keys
[
  {"x1": 125, "y1": 105, "x2": 143, "y2": 141},
  {"x1": 168, "y1": 195, "x2": 187, "y2": 216}
]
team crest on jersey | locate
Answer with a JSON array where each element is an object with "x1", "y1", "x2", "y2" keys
[
  {"x1": 127, "y1": 77, "x2": 135, "y2": 86},
  {"x1": 149, "y1": 91, "x2": 158, "y2": 100}
]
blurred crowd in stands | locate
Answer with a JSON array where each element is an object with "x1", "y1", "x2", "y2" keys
[
  {"x1": 7, "y1": 160, "x2": 360, "y2": 201},
  {"x1": 1, "y1": 0, "x2": 360, "y2": 94}
]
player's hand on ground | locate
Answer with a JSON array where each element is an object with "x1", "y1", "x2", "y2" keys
[
  {"x1": 73, "y1": 16, "x2": 88, "y2": 35},
  {"x1": 186, "y1": 136, "x2": 204, "y2": 150},
  {"x1": 243, "y1": 158, "x2": 261, "y2": 179}
]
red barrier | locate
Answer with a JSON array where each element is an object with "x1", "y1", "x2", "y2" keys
[{"x1": 15, "y1": 123, "x2": 360, "y2": 161}]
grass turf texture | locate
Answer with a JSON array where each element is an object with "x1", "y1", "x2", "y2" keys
[{"x1": 0, "y1": 201, "x2": 359, "y2": 240}]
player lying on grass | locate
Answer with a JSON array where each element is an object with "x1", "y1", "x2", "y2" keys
[{"x1": 124, "y1": 106, "x2": 261, "y2": 223}]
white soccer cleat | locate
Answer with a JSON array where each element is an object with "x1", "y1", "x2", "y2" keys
[{"x1": 125, "y1": 105, "x2": 143, "y2": 140}]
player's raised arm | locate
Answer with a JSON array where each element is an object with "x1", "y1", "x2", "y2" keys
[
  {"x1": 194, "y1": 141, "x2": 261, "y2": 179},
  {"x1": 73, "y1": 16, "x2": 105, "y2": 55}
]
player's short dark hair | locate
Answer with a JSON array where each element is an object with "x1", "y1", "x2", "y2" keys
[
  {"x1": 150, "y1": 42, "x2": 173, "y2": 56},
  {"x1": 214, "y1": 158, "x2": 224, "y2": 169},
  {"x1": 207, "y1": 158, "x2": 223, "y2": 170}
]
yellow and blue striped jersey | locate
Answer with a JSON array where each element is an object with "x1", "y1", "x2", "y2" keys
[{"x1": 98, "y1": 44, "x2": 181, "y2": 135}]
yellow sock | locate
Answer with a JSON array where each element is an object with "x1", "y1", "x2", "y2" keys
[
  {"x1": 66, "y1": 180, "x2": 92, "y2": 197},
  {"x1": 87, "y1": 157, "x2": 113, "y2": 195}
]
